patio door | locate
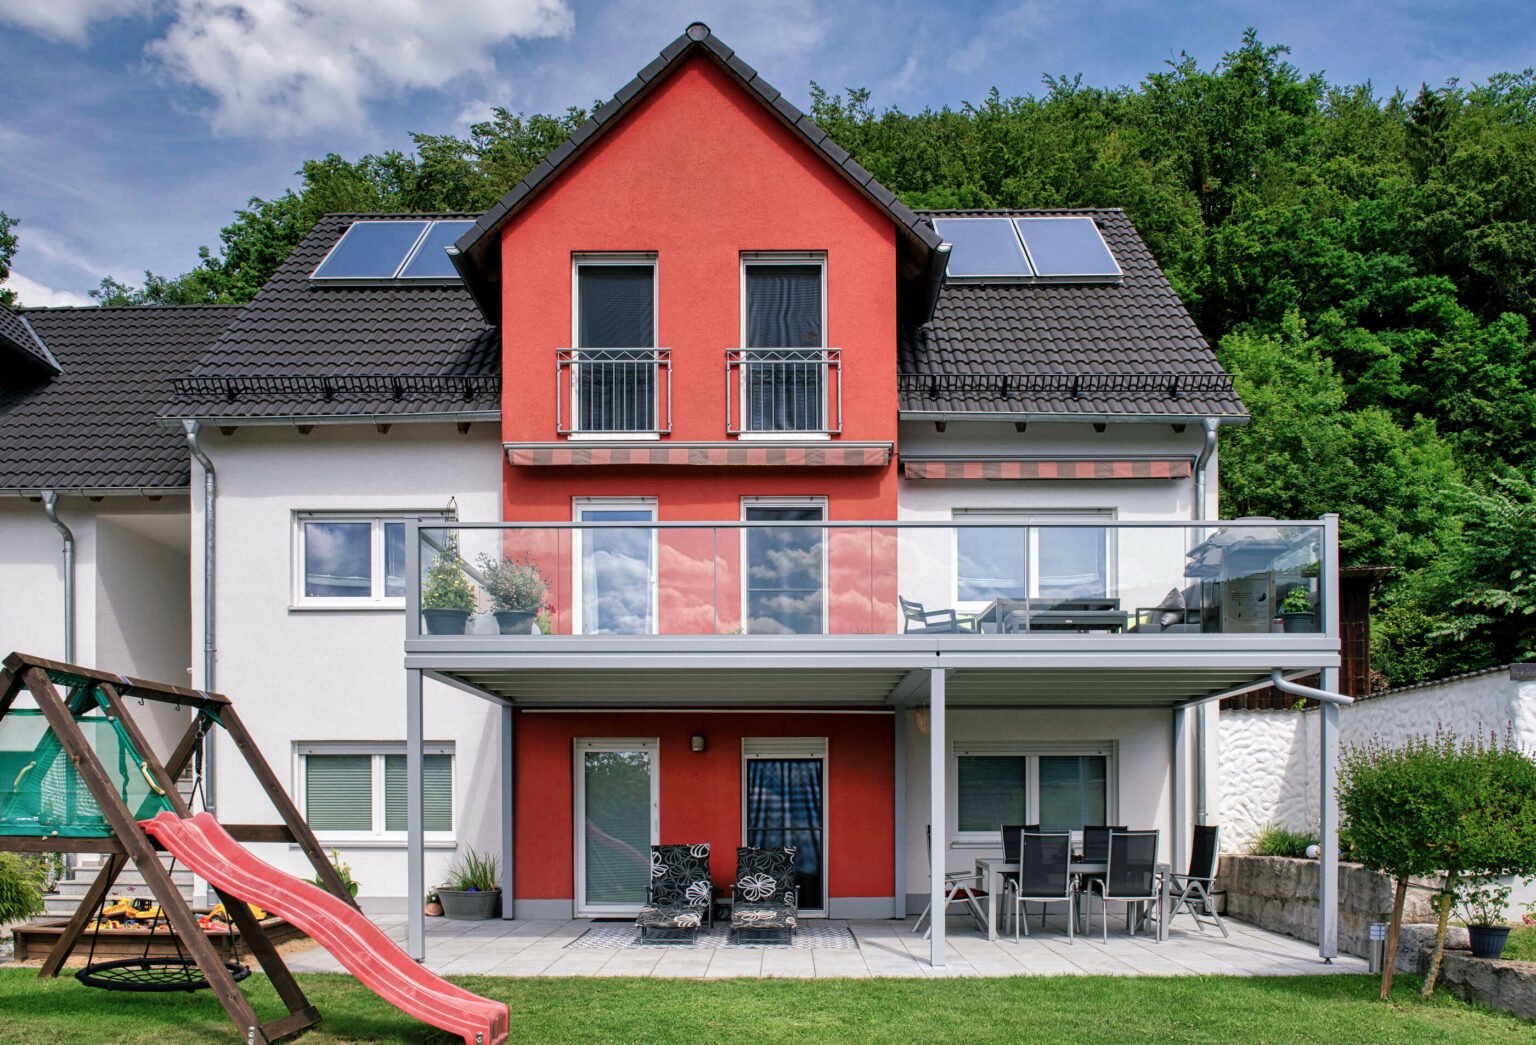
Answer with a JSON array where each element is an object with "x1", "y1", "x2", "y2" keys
[
  {"x1": 573, "y1": 499, "x2": 657, "y2": 635},
  {"x1": 574, "y1": 739, "x2": 658, "y2": 916},
  {"x1": 743, "y1": 739, "x2": 827, "y2": 913}
]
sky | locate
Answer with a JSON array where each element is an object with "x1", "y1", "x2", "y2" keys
[{"x1": 1, "y1": 0, "x2": 1532, "y2": 307}]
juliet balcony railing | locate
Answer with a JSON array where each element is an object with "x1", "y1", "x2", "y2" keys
[
  {"x1": 726, "y1": 348, "x2": 842, "y2": 434},
  {"x1": 408, "y1": 519, "x2": 1334, "y2": 641},
  {"x1": 556, "y1": 348, "x2": 672, "y2": 434}
]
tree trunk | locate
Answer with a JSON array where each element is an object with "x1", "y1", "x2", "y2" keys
[
  {"x1": 1380, "y1": 876, "x2": 1408, "y2": 1000},
  {"x1": 1421, "y1": 874, "x2": 1456, "y2": 996}
]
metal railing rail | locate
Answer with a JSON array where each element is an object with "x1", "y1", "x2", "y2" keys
[
  {"x1": 556, "y1": 348, "x2": 672, "y2": 434},
  {"x1": 726, "y1": 348, "x2": 842, "y2": 434}
]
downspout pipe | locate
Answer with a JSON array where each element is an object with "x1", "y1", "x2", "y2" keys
[
  {"x1": 1268, "y1": 670, "x2": 1353, "y2": 707},
  {"x1": 183, "y1": 420, "x2": 217, "y2": 814},
  {"x1": 1192, "y1": 416, "x2": 1219, "y2": 522},
  {"x1": 1190, "y1": 416, "x2": 1219, "y2": 825},
  {"x1": 40, "y1": 491, "x2": 74, "y2": 662}
]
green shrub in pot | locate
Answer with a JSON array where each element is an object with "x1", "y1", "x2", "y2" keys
[
  {"x1": 438, "y1": 847, "x2": 501, "y2": 920},
  {"x1": 476, "y1": 552, "x2": 548, "y2": 634},
  {"x1": 421, "y1": 533, "x2": 475, "y2": 635}
]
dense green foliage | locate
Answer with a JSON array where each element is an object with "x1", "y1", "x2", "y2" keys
[
  {"x1": 0, "y1": 211, "x2": 17, "y2": 308},
  {"x1": 12, "y1": 32, "x2": 1536, "y2": 682},
  {"x1": 1, "y1": 968, "x2": 1533, "y2": 1044},
  {"x1": 0, "y1": 852, "x2": 45, "y2": 923},
  {"x1": 1246, "y1": 822, "x2": 1318, "y2": 858}
]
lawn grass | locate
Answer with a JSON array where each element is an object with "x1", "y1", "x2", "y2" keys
[
  {"x1": 1503, "y1": 924, "x2": 1536, "y2": 962},
  {"x1": 0, "y1": 968, "x2": 1530, "y2": 1043}
]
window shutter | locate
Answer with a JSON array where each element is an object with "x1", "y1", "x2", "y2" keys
[
  {"x1": 957, "y1": 755, "x2": 1028, "y2": 832},
  {"x1": 1037, "y1": 755, "x2": 1108, "y2": 832},
  {"x1": 384, "y1": 754, "x2": 452, "y2": 832},
  {"x1": 305, "y1": 755, "x2": 372, "y2": 831}
]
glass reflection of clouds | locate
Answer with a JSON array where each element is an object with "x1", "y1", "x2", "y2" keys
[
  {"x1": 746, "y1": 506, "x2": 824, "y2": 635},
  {"x1": 580, "y1": 509, "x2": 654, "y2": 634},
  {"x1": 304, "y1": 521, "x2": 371, "y2": 597}
]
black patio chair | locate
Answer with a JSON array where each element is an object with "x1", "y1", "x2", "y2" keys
[
  {"x1": 730, "y1": 846, "x2": 798, "y2": 945},
  {"x1": 636, "y1": 843, "x2": 713, "y2": 943},
  {"x1": 1076, "y1": 824, "x2": 1125, "y2": 929},
  {"x1": 1010, "y1": 830, "x2": 1076, "y2": 944},
  {"x1": 1168, "y1": 824, "x2": 1228, "y2": 937},
  {"x1": 1089, "y1": 830, "x2": 1160, "y2": 943},
  {"x1": 899, "y1": 596, "x2": 977, "y2": 634},
  {"x1": 998, "y1": 823, "x2": 1037, "y2": 934},
  {"x1": 913, "y1": 824, "x2": 987, "y2": 939}
]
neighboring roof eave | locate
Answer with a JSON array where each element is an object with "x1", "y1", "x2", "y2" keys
[
  {"x1": 155, "y1": 411, "x2": 501, "y2": 427},
  {"x1": 0, "y1": 487, "x2": 189, "y2": 499},
  {"x1": 898, "y1": 410, "x2": 1251, "y2": 426},
  {"x1": 452, "y1": 22, "x2": 940, "y2": 319}
]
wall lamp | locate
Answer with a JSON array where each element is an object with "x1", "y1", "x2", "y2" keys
[{"x1": 690, "y1": 733, "x2": 707, "y2": 753}]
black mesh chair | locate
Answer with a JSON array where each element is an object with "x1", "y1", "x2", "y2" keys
[
  {"x1": 636, "y1": 843, "x2": 713, "y2": 943},
  {"x1": 913, "y1": 825, "x2": 986, "y2": 938},
  {"x1": 1089, "y1": 830, "x2": 1160, "y2": 943},
  {"x1": 1076, "y1": 824, "x2": 1125, "y2": 929},
  {"x1": 1168, "y1": 824, "x2": 1227, "y2": 937},
  {"x1": 1010, "y1": 830, "x2": 1076, "y2": 944},
  {"x1": 998, "y1": 823, "x2": 1037, "y2": 934}
]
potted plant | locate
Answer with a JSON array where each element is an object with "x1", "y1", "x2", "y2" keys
[
  {"x1": 311, "y1": 848, "x2": 360, "y2": 898},
  {"x1": 437, "y1": 847, "x2": 501, "y2": 920},
  {"x1": 476, "y1": 552, "x2": 548, "y2": 634},
  {"x1": 421, "y1": 533, "x2": 475, "y2": 635},
  {"x1": 1456, "y1": 876, "x2": 1514, "y2": 959},
  {"x1": 1280, "y1": 586, "x2": 1315, "y2": 633},
  {"x1": 425, "y1": 891, "x2": 444, "y2": 917}
]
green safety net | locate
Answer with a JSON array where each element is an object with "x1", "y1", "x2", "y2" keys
[{"x1": 0, "y1": 687, "x2": 177, "y2": 838}]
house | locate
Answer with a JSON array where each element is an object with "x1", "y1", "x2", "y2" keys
[{"x1": 1, "y1": 22, "x2": 1345, "y2": 969}]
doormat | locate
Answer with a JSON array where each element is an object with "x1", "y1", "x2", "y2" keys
[{"x1": 566, "y1": 922, "x2": 858, "y2": 950}]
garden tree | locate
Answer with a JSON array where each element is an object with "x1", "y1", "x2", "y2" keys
[
  {"x1": 0, "y1": 852, "x2": 44, "y2": 924},
  {"x1": 0, "y1": 211, "x2": 17, "y2": 308},
  {"x1": 1426, "y1": 470, "x2": 1536, "y2": 665}
]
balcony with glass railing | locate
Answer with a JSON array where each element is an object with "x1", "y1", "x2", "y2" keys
[{"x1": 407, "y1": 519, "x2": 1333, "y2": 641}]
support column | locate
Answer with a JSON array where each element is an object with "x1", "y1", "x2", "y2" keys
[
  {"x1": 406, "y1": 668, "x2": 425, "y2": 961},
  {"x1": 501, "y1": 703, "x2": 515, "y2": 919},
  {"x1": 1318, "y1": 666, "x2": 1341, "y2": 961},
  {"x1": 1172, "y1": 705, "x2": 1189, "y2": 875},
  {"x1": 929, "y1": 668, "x2": 946, "y2": 968},
  {"x1": 893, "y1": 709, "x2": 906, "y2": 919}
]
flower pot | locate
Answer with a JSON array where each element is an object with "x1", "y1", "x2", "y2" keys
[
  {"x1": 438, "y1": 888, "x2": 501, "y2": 920},
  {"x1": 424, "y1": 901, "x2": 444, "y2": 917},
  {"x1": 493, "y1": 609, "x2": 538, "y2": 635},
  {"x1": 1467, "y1": 924, "x2": 1511, "y2": 959},
  {"x1": 1281, "y1": 611, "x2": 1315, "y2": 634},
  {"x1": 422, "y1": 608, "x2": 471, "y2": 635}
]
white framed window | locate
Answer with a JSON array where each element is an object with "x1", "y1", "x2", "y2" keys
[
  {"x1": 738, "y1": 253, "x2": 830, "y2": 437},
  {"x1": 571, "y1": 254, "x2": 660, "y2": 437},
  {"x1": 573, "y1": 497, "x2": 658, "y2": 635},
  {"x1": 293, "y1": 512, "x2": 450, "y2": 609},
  {"x1": 741, "y1": 496, "x2": 827, "y2": 635},
  {"x1": 296, "y1": 742, "x2": 455, "y2": 844},
  {"x1": 952, "y1": 508, "x2": 1116, "y2": 613},
  {"x1": 953, "y1": 741, "x2": 1116, "y2": 845}
]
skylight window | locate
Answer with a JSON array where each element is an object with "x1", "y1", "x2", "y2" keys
[
  {"x1": 1014, "y1": 217, "x2": 1122, "y2": 281},
  {"x1": 310, "y1": 219, "x2": 471, "y2": 282}
]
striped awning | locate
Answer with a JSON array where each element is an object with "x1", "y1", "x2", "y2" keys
[
  {"x1": 506, "y1": 442, "x2": 893, "y2": 467},
  {"x1": 902, "y1": 457, "x2": 1193, "y2": 480}
]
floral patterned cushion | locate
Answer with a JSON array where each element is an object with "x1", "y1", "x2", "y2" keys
[
  {"x1": 636, "y1": 904, "x2": 707, "y2": 929},
  {"x1": 734, "y1": 846, "x2": 796, "y2": 902},
  {"x1": 649, "y1": 843, "x2": 712, "y2": 907},
  {"x1": 731, "y1": 902, "x2": 798, "y2": 930}
]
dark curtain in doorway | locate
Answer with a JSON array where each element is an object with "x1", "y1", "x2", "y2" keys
[{"x1": 745, "y1": 757, "x2": 824, "y2": 909}]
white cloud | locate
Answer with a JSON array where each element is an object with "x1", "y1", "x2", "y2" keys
[
  {"x1": 147, "y1": 0, "x2": 575, "y2": 136},
  {"x1": 0, "y1": 0, "x2": 149, "y2": 43},
  {"x1": 3, "y1": 272, "x2": 93, "y2": 308}
]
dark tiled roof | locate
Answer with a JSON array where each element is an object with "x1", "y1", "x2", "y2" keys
[
  {"x1": 0, "y1": 304, "x2": 60, "y2": 377},
  {"x1": 165, "y1": 213, "x2": 500, "y2": 421},
  {"x1": 452, "y1": 22, "x2": 943, "y2": 322},
  {"x1": 900, "y1": 209, "x2": 1247, "y2": 421},
  {"x1": 0, "y1": 306, "x2": 234, "y2": 492}
]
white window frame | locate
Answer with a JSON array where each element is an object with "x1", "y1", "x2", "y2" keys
[
  {"x1": 951, "y1": 508, "x2": 1117, "y2": 615},
  {"x1": 292, "y1": 510, "x2": 451, "y2": 610},
  {"x1": 738, "y1": 252, "x2": 830, "y2": 440},
  {"x1": 950, "y1": 740, "x2": 1118, "y2": 848},
  {"x1": 573, "y1": 737, "x2": 660, "y2": 917},
  {"x1": 741, "y1": 737, "x2": 829, "y2": 916},
  {"x1": 740, "y1": 495, "x2": 829, "y2": 636},
  {"x1": 572, "y1": 497, "x2": 659, "y2": 635},
  {"x1": 294, "y1": 741, "x2": 456, "y2": 847},
  {"x1": 570, "y1": 253, "x2": 660, "y2": 440}
]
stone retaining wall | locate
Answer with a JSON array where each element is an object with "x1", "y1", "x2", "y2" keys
[
  {"x1": 1396, "y1": 924, "x2": 1536, "y2": 1022},
  {"x1": 1217, "y1": 854, "x2": 1439, "y2": 957}
]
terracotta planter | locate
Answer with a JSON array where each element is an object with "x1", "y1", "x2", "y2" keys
[
  {"x1": 424, "y1": 901, "x2": 444, "y2": 917},
  {"x1": 438, "y1": 888, "x2": 501, "y2": 920},
  {"x1": 422, "y1": 608, "x2": 471, "y2": 635},
  {"x1": 1468, "y1": 924, "x2": 1511, "y2": 959}
]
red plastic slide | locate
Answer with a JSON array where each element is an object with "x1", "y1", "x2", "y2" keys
[{"x1": 141, "y1": 812, "x2": 508, "y2": 1045}]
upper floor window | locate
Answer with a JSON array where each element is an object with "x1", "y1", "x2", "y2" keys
[
  {"x1": 570, "y1": 257, "x2": 660, "y2": 435},
  {"x1": 295, "y1": 512, "x2": 448, "y2": 609},
  {"x1": 953, "y1": 509, "x2": 1114, "y2": 612},
  {"x1": 733, "y1": 255, "x2": 836, "y2": 435},
  {"x1": 743, "y1": 496, "x2": 827, "y2": 635}
]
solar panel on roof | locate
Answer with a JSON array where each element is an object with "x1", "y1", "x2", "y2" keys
[
  {"x1": 398, "y1": 220, "x2": 476, "y2": 279},
  {"x1": 1014, "y1": 217, "x2": 1121, "y2": 280},
  {"x1": 933, "y1": 218, "x2": 1033, "y2": 279},
  {"x1": 311, "y1": 220, "x2": 429, "y2": 280}
]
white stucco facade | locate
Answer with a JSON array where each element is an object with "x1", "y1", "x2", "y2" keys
[{"x1": 188, "y1": 423, "x2": 502, "y2": 897}]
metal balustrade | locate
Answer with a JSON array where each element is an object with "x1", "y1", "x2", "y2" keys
[{"x1": 556, "y1": 348, "x2": 672, "y2": 434}]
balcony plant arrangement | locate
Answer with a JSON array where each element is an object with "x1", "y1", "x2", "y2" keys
[
  {"x1": 421, "y1": 533, "x2": 475, "y2": 635},
  {"x1": 437, "y1": 847, "x2": 501, "y2": 920},
  {"x1": 476, "y1": 552, "x2": 549, "y2": 635},
  {"x1": 1280, "y1": 586, "x2": 1315, "y2": 633},
  {"x1": 1456, "y1": 876, "x2": 1515, "y2": 959}
]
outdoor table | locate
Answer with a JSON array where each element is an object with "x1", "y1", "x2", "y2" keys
[
  {"x1": 974, "y1": 598, "x2": 1129, "y2": 633},
  {"x1": 975, "y1": 856, "x2": 1171, "y2": 942}
]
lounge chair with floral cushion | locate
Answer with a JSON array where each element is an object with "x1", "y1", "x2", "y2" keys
[
  {"x1": 636, "y1": 843, "x2": 713, "y2": 943},
  {"x1": 730, "y1": 846, "x2": 798, "y2": 945}
]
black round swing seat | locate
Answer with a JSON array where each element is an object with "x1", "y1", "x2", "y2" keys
[{"x1": 75, "y1": 956, "x2": 251, "y2": 992}]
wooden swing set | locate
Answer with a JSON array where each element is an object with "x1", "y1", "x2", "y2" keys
[{"x1": 0, "y1": 651, "x2": 356, "y2": 1043}]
